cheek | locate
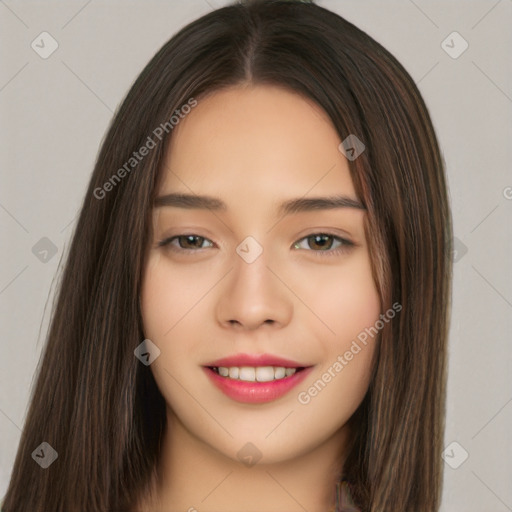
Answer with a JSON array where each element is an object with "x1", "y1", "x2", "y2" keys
[
  {"x1": 140, "y1": 253, "x2": 168, "y2": 338},
  {"x1": 293, "y1": 253, "x2": 380, "y2": 407},
  {"x1": 140, "y1": 253, "x2": 223, "y2": 395},
  {"x1": 140, "y1": 253, "x2": 205, "y2": 340},
  {"x1": 331, "y1": 265, "x2": 381, "y2": 343},
  {"x1": 295, "y1": 252, "x2": 381, "y2": 344},
  {"x1": 139, "y1": 254, "x2": 202, "y2": 405}
]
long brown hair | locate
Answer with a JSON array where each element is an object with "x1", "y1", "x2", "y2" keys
[{"x1": 2, "y1": 1, "x2": 452, "y2": 510}]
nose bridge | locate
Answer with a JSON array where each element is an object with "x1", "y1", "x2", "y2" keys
[{"x1": 216, "y1": 237, "x2": 292, "y2": 329}]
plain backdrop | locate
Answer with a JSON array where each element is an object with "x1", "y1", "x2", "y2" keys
[{"x1": 1, "y1": 1, "x2": 511, "y2": 510}]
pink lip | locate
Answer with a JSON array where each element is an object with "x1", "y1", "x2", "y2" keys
[
  {"x1": 206, "y1": 353, "x2": 305, "y2": 368},
  {"x1": 204, "y1": 367, "x2": 313, "y2": 404}
]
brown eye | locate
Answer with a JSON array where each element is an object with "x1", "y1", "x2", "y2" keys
[
  {"x1": 307, "y1": 234, "x2": 335, "y2": 251},
  {"x1": 293, "y1": 233, "x2": 354, "y2": 256},
  {"x1": 158, "y1": 234, "x2": 214, "y2": 251}
]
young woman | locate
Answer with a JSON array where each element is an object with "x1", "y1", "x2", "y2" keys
[{"x1": 2, "y1": 1, "x2": 453, "y2": 510}]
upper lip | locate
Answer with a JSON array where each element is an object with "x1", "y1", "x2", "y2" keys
[{"x1": 205, "y1": 353, "x2": 308, "y2": 368}]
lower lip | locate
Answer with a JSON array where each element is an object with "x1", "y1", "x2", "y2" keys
[{"x1": 203, "y1": 367, "x2": 313, "y2": 404}]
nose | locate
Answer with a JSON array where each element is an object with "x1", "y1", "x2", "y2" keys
[{"x1": 215, "y1": 249, "x2": 293, "y2": 331}]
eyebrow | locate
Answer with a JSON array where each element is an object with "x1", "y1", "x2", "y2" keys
[{"x1": 153, "y1": 192, "x2": 366, "y2": 216}]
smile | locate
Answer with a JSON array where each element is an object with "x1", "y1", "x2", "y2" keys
[{"x1": 203, "y1": 366, "x2": 313, "y2": 404}]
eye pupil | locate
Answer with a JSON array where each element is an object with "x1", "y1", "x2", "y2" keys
[
  {"x1": 309, "y1": 234, "x2": 332, "y2": 250},
  {"x1": 181, "y1": 235, "x2": 204, "y2": 248}
]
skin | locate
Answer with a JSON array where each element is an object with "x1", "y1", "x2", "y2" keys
[{"x1": 138, "y1": 84, "x2": 381, "y2": 512}]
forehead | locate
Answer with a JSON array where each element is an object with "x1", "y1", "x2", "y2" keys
[{"x1": 158, "y1": 84, "x2": 357, "y2": 203}]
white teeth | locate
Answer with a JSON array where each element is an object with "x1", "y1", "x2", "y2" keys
[
  {"x1": 274, "y1": 367, "x2": 286, "y2": 379},
  {"x1": 239, "y1": 367, "x2": 256, "y2": 382},
  {"x1": 214, "y1": 366, "x2": 297, "y2": 381},
  {"x1": 256, "y1": 366, "x2": 275, "y2": 382}
]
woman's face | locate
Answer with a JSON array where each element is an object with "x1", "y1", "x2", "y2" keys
[{"x1": 140, "y1": 84, "x2": 381, "y2": 465}]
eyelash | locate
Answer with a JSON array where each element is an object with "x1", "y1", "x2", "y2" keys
[{"x1": 157, "y1": 233, "x2": 354, "y2": 257}]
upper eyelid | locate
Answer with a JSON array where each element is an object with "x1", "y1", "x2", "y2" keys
[{"x1": 293, "y1": 233, "x2": 352, "y2": 248}]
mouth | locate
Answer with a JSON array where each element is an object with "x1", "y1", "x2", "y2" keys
[{"x1": 203, "y1": 354, "x2": 313, "y2": 404}]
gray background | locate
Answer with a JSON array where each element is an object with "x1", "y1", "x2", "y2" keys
[{"x1": 1, "y1": 0, "x2": 511, "y2": 510}]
